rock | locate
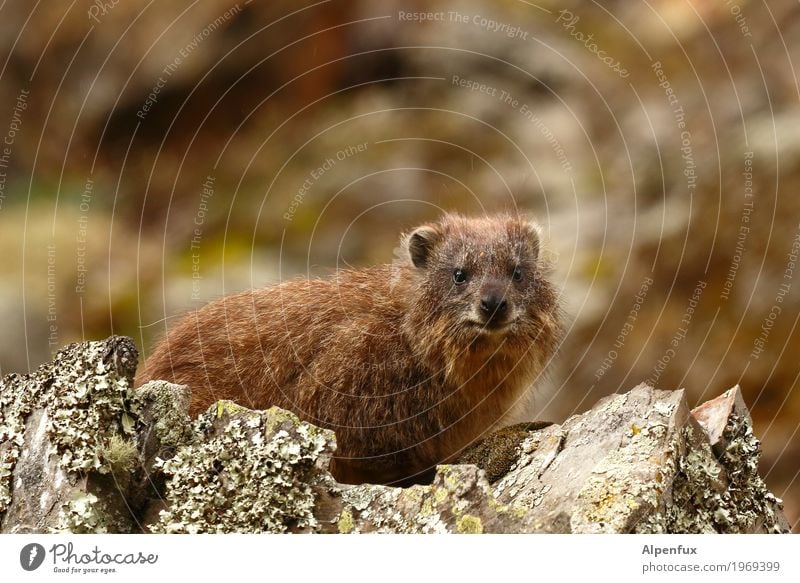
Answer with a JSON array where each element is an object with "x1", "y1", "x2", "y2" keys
[
  {"x1": 690, "y1": 386, "x2": 792, "y2": 533},
  {"x1": 148, "y1": 402, "x2": 334, "y2": 534},
  {"x1": 0, "y1": 337, "x2": 790, "y2": 533},
  {"x1": 0, "y1": 338, "x2": 196, "y2": 533},
  {"x1": 135, "y1": 380, "x2": 193, "y2": 465},
  {"x1": 129, "y1": 380, "x2": 194, "y2": 526},
  {"x1": 692, "y1": 384, "x2": 751, "y2": 454},
  {"x1": 333, "y1": 464, "x2": 539, "y2": 534},
  {"x1": 486, "y1": 384, "x2": 789, "y2": 533},
  {"x1": 0, "y1": 336, "x2": 140, "y2": 533}
]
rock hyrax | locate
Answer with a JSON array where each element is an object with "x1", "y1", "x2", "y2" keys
[{"x1": 137, "y1": 214, "x2": 562, "y2": 485}]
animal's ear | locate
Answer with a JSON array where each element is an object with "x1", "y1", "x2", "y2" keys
[
  {"x1": 406, "y1": 225, "x2": 440, "y2": 268},
  {"x1": 521, "y1": 219, "x2": 542, "y2": 258}
]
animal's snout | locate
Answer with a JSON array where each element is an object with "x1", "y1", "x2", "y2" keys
[{"x1": 479, "y1": 286, "x2": 509, "y2": 322}]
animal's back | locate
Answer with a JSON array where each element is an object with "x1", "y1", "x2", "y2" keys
[{"x1": 139, "y1": 266, "x2": 408, "y2": 416}]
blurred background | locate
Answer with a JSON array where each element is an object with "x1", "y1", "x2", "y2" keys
[{"x1": 0, "y1": 0, "x2": 798, "y2": 528}]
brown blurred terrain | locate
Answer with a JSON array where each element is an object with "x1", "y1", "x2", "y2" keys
[{"x1": 0, "y1": 0, "x2": 798, "y2": 529}]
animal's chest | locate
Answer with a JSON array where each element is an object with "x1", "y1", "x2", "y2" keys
[{"x1": 408, "y1": 372, "x2": 523, "y2": 446}]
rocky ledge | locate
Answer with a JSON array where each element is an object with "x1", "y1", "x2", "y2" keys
[{"x1": 0, "y1": 336, "x2": 790, "y2": 533}]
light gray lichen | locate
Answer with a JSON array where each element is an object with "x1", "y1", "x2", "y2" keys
[
  {"x1": 56, "y1": 493, "x2": 110, "y2": 533},
  {"x1": 659, "y1": 424, "x2": 728, "y2": 533},
  {"x1": 150, "y1": 404, "x2": 329, "y2": 533},
  {"x1": 134, "y1": 380, "x2": 192, "y2": 449},
  {"x1": 47, "y1": 353, "x2": 138, "y2": 475},
  {"x1": 634, "y1": 424, "x2": 716, "y2": 533},
  {"x1": 635, "y1": 417, "x2": 789, "y2": 534},
  {"x1": 0, "y1": 338, "x2": 139, "y2": 524},
  {"x1": 0, "y1": 373, "x2": 39, "y2": 512},
  {"x1": 715, "y1": 414, "x2": 787, "y2": 533}
]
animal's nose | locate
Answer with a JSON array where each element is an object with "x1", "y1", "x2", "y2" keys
[{"x1": 480, "y1": 294, "x2": 508, "y2": 317}]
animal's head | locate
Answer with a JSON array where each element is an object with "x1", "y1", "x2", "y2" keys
[{"x1": 402, "y1": 214, "x2": 557, "y2": 340}]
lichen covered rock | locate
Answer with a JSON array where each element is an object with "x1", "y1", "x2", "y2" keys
[
  {"x1": 334, "y1": 464, "x2": 534, "y2": 534},
  {"x1": 484, "y1": 384, "x2": 789, "y2": 533},
  {"x1": 150, "y1": 403, "x2": 333, "y2": 533},
  {"x1": 686, "y1": 387, "x2": 790, "y2": 533},
  {"x1": 0, "y1": 336, "x2": 140, "y2": 532},
  {"x1": 0, "y1": 337, "x2": 791, "y2": 534}
]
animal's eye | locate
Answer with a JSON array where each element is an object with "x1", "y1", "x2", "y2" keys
[
  {"x1": 453, "y1": 268, "x2": 468, "y2": 285},
  {"x1": 512, "y1": 266, "x2": 523, "y2": 282}
]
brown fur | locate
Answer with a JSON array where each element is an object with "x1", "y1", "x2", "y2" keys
[{"x1": 136, "y1": 214, "x2": 562, "y2": 485}]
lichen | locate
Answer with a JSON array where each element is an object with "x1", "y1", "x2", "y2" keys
[
  {"x1": 47, "y1": 354, "x2": 136, "y2": 474},
  {"x1": 456, "y1": 514, "x2": 483, "y2": 533},
  {"x1": 0, "y1": 373, "x2": 40, "y2": 513},
  {"x1": 134, "y1": 380, "x2": 192, "y2": 448},
  {"x1": 337, "y1": 508, "x2": 354, "y2": 533},
  {"x1": 215, "y1": 400, "x2": 251, "y2": 419},
  {"x1": 0, "y1": 338, "x2": 139, "y2": 520},
  {"x1": 718, "y1": 414, "x2": 787, "y2": 532},
  {"x1": 100, "y1": 434, "x2": 139, "y2": 475},
  {"x1": 636, "y1": 415, "x2": 789, "y2": 534},
  {"x1": 487, "y1": 491, "x2": 529, "y2": 519},
  {"x1": 150, "y1": 404, "x2": 329, "y2": 533},
  {"x1": 55, "y1": 493, "x2": 112, "y2": 533},
  {"x1": 340, "y1": 485, "x2": 411, "y2": 533},
  {"x1": 336, "y1": 465, "x2": 529, "y2": 534}
]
